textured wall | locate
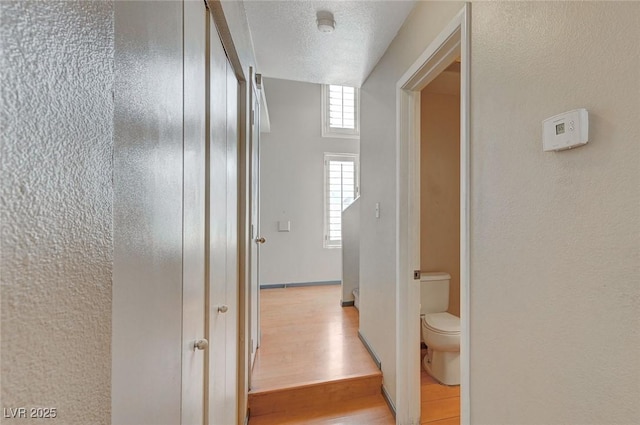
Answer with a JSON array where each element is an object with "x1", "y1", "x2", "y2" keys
[
  {"x1": 470, "y1": 2, "x2": 640, "y2": 423},
  {"x1": 359, "y1": 1, "x2": 464, "y2": 404},
  {"x1": 0, "y1": 1, "x2": 114, "y2": 424},
  {"x1": 260, "y1": 78, "x2": 358, "y2": 286}
]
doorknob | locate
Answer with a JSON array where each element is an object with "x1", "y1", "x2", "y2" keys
[
  {"x1": 218, "y1": 305, "x2": 229, "y2": 313},
  {"x1": 255, "y1": 237, "x2": 266, "y2": 244},
  {"x1": 194, "y1": 339, "x2": 208, "y2": 351}
]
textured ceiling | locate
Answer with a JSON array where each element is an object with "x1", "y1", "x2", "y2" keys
[{"x1": 244, "y1": 0, "x2": 416, "y2": 87}]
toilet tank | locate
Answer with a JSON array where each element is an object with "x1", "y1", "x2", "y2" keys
[{"x1": 420, "y1": 272, "x2": 451, "y2": 314}]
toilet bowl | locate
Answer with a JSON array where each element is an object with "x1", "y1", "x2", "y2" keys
[
  {"x1": 421, "y1": 312, "x2": 460, "y2": 385},
  {"x1": 420, "y1": 272, "x2": 460, "y2": 386}
]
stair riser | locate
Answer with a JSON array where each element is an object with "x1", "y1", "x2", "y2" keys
[{"x1": 249, "y1": 374, "x2": 382, "y2": 417}]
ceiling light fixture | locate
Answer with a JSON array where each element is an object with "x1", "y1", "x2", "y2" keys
[{"x1": 317, "y1": 11, "x2": 335, "y2": 34}]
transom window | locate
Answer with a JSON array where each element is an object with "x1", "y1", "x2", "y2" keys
[
  {"x1": 321, "y1": 85, "x2": 360, "y2": 139},
  {"x1": 324, "y1": 153, "x2": 359, "y2": 248}
]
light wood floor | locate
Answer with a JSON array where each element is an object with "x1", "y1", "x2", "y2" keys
[
  {"x1": 421, "y1": 349, "x2": 460, "y2": 424},
  {"x1": 250, "y1": 285, "x2": 380, "y2": 391},
  {"x1": 248, "y1": 285, "x2": 391, "y2": 424},
  {"x1": 248, "y1": 285, "x2": 459, "y2": 424}
]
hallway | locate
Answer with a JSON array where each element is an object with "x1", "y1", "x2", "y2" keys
[{"x1": 4, "y1": 2, "x2": 639, "y2": 424}]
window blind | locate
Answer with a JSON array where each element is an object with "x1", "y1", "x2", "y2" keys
[
  {"x1": 328, "y1": 85, "x2": 356, "y2": 130},
  {"x1": 325, "y1": 155, "x2": 357, "y2": 247}
]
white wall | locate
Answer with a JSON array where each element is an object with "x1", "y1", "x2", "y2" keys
[
  {"x1": 470, "y1": 2, "x2": 640, "y2": 423},
  {"x1": 362, "y1": 0, "x2": 640, "y2": 420},
  {"x1": 359, "y1": 1, "x2": 464, "y2": 405},
  {"x1": 260, "y1": 77, "x2": 359, "y2": 285},
  {"x1": 342, "y1": 198, "x2": 361, "y2": 303},
  {"x1": 1, "y1": 1, "x2": 113, "y2": 423}
]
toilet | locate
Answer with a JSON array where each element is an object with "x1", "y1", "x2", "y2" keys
[{"x1": 420, "y1": 272, "x2": 460, "y2": 386}]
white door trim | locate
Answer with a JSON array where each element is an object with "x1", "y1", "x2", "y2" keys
[{"x1": 395, "y1": 4, "x2": 471, "y2": 424}]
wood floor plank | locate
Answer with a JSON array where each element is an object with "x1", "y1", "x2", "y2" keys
[
  {"x1": 421, "y1": 369, "x2": 460, "y2": 401},
  {"x1": 423, "y1": 417, "x2": 460, "y2": 425},
  {"x1": 421, "y1": 353, "x2": 460, "y2": 423},
  {"x1": 421, "y1": 397, "x2": 460, "y2": 423}
]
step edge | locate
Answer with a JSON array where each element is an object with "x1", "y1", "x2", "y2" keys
[{"x1": 248, "y1": 372, "x2": 382, "y2": 396}]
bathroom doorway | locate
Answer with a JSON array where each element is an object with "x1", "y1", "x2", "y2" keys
[
  {"x1": 418, "y1": 59, "x2": 462, "y2": 424},
  {"x1": 395, "y1": 5, "x2": 470, "y2": 424}
]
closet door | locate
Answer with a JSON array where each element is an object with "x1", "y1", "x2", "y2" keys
[
  {"x1": 112, "y1": 1, "x2": 183, "y2": 423},
  {"x1": 181, "y1": 1, "x2": 207, "y2": 424},
  {"x1": 207, "y1": 12, "x2": 239, "y2": 425},
  {"x1": 224, "y1": 59, "x2": 239, "y2": 425}
]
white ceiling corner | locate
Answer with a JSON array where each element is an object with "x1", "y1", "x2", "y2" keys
[{"x1": 244, "y1": 0, "x2": 416, "y2": 87}]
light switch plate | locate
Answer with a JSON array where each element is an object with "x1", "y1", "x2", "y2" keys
[{"x1": 278, "y1": 220, "x2": 291, "y2": 232}]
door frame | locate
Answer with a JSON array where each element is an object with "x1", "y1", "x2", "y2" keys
[
  {"x1": 248, "y1": 67, "x2": 261, "y2": 379},
  {"x1": 395, "y1": 4, "x2": 470, "y2": 424}
]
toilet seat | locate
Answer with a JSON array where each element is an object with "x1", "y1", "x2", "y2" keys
[{"x1": 422, "y1": 312, "x2": 460, "y2": 335}]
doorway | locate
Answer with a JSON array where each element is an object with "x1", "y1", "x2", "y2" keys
[
  {"x1": 419, "y1": 60, "x2": 462, "y2": 424},
  {"x1": 249, "y1": 79, "x2": 361, "y2": 383},
  {"x1": 246, "y1": 79, "x2": 381, "y2": 423},
  {"x1": 248, "y1": 67, "x2": 262, "y2": 381},
  {"x1": 395, "y1": 4, "x2": 470, "y2": 424}
]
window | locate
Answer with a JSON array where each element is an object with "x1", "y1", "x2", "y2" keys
[
  {"x1": 321, "y1": 85, "x2": 360, "y2": 139},
  {"x1": 324, "y1": 153, "x2": 359, "y2": 248}
]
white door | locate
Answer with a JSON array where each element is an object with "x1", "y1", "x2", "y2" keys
[
  {"x1": 224, "y1": 58, "x2": 239, "y2": 425},
  {"x1": 112, "y1": 1, "x2": 185, "y2": 423},
  {"x1": 207, "y1": 11, "x2": 239, "y2": 425},
  {"x1": 248, "y1": 73, "x2": 262, "y2": 375},
  {"x1": 181, "y1": 1, "x2": 207, "y2": 424}
]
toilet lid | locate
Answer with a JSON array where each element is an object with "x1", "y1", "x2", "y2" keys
[{"x1": 423, "y1": 312, "x2": 460, "y2": 334}]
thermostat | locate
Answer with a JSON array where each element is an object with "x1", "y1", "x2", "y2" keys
[{"x1": 542, "y1": 108, "x2": 588, "y2": 152}]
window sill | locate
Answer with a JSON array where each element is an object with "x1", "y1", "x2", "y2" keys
[{"x1": 321, "y1": 130, "x2": 360, "y2": 140}]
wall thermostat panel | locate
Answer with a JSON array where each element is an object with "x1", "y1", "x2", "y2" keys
[{"x1": 543, "y1": 108, "x2": 588, "y2": 152}]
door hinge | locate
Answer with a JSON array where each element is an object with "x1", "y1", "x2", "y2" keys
[
  {"x1": 413, "y1": 270, "x2": 421, "y2": 280},
  {"x1": 250, "y1": 109, "x2": 255, "y2": 126},
  {"x1": 251, "y1": 338, "x2": 254, "y2": 354}
]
